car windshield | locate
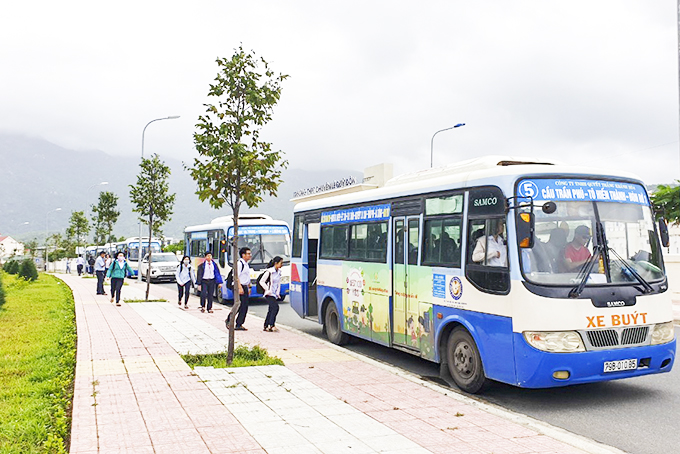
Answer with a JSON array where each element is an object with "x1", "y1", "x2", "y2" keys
[
  {"x1": 520, "y1": 188, "x2": 664, "y2": 286},
  {"x1": 150, "y1": 255, "x2": 178, "y2": 263}
]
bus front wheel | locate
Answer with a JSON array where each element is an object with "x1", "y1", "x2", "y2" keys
[
  {"x1": 446, "y1": 327, "x2": 486, "y2": 394},
  {"x1": 324, "y1": 303, "x2": 348, "y2": 345}
]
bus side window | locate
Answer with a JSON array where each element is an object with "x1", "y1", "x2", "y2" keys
[{"x1": 466, "y1": 218, "x2": 510, "y2": 294}]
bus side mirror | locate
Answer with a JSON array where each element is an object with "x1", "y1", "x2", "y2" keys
[
  {"x1": 658, "y1": 218, "x2": 670, "y2": 247},
  {"x1": 516, "y1": 212, "x2": 535, "y2": 248},
  {"x1": 542, "y1": 201, "x2": 557, "y2": 214}
]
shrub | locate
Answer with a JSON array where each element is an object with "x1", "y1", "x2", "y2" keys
[
  {"x1": 0, "y1": 273, "x2": 5, "y2": 307},
  {"x1": 19, "y1": 259, "x2": 39, "y2": 282},
  {"x1": 4, "y1": 260, "x2": 19, "y2": 275}
]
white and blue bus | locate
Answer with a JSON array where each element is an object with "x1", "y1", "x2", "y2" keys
[
  {"x1": 290, "y1": 156, "x2": 675, "y2": 392},
  {"x1": 118, "y1": 237, "x2": 162, "y2": 277},
  {"x1": 184, "y1": 214, "x2": 291, "y2": 302}
]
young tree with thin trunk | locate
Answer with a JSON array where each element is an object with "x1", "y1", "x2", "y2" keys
[
  {"x1": 188, "y1": 45, "x2": 288, "y2": 364},
  {"x1": 129, "y1": 154, "x2": 176, "y2": 300},
  {"x1": 91, "y1": 191, "x2": 120, "y2": 244},
  {"x1": 66, "y1": 210, "x2": 90, "y2": 256}
]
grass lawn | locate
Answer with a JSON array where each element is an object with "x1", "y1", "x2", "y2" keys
[
  {"x1": 181, "y1": 345, "x2": 284, "y2": 369},
  {"x1": 0, "y1": 272, "x2": 76, "y2": 454}
]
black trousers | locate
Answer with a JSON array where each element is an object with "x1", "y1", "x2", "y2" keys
[
  {"x1": 96, "y1": 270, "x2": 105, "y2": 294},
  {"x1": 200, "y1": 279, "x2": 216, "y2": 311},
  {"x1": 110, "y1": 278, "x2": 124, "y2": 303},
  {"x1": 264, "y1": 295, "x2": 279, "y2": 328},
  {"x1": 77, "y1": 264, "x2": 83, "y2": 276},
  {"x1": 177, "y1": 281, "x2": 191, "y2": 305},
  {"x1": 235, "y1": 285, "x2": 249, "y2": 327}
]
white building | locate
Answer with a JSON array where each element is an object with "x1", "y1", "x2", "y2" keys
[{"x1": 0, "y1": 235, "x2": 25, "y2": 262}]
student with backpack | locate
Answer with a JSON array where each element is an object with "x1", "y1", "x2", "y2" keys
[
  {"x1": 175, "y1": 255, "x2": 195, "y2": 309},
  {"x1": 258, "y1": 256, "x2": 284, "y2": 332},
  {"x1": 225, "y1": 247, "x2": 252, "y2": 330},
  {"x1": 106, "y1": 251, "x2": 134, "y2": 306}
]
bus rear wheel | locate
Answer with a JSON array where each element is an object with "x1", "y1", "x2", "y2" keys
[
  {"x1": 446, "y1": 327, "x2": 486, "y2": 394},
  {"x1": 324, "y1": 302, "x2": 348, "y2": 345}
]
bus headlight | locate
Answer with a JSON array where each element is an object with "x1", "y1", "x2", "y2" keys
[
  {"x1": 651, "y1": 322, "x2": 674, "y2": 345},
  {"x1": 523, "y1": 331, "x2": 585, "y2": 353}
]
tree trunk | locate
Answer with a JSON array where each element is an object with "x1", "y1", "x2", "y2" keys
[
  {"x1": 227, "y1": 199, "x2": 241, "y2": 365},
  {"x1": 145, "y1": 213, "x2": 153, "y2": 301}
]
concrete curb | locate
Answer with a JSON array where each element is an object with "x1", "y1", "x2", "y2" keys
[{"x1": 271, "y1": 323, "x2": 627, "y2": 454}]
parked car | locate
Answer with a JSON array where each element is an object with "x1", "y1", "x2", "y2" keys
[{"x1": 139, "y1": 252, "x2": 179, "y2": 283}]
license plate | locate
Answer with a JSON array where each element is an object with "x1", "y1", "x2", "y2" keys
[{"x1": 603, "y1": 359, "x2": 637, "y2": 373}]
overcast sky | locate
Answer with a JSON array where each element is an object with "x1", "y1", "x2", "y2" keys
[{"x1": 1, "y1": 1, "x2": 679, "y2": 184}]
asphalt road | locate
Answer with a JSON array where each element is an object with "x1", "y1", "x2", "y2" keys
[{"x1": 157, "y1": 282, "x2": 678, "y2": 454}]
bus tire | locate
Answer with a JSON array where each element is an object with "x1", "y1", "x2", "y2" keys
[
  {"x1": 216, "y1": 286, "x2": 224, "y2": 305},
  {"x1": 324, "y1": 302, "x2": 348, "y2": 345},
  {"x1": 446, "y1": 327, "x2": 486, "y2": 394}
]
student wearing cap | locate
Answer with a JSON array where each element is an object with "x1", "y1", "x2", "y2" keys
[{"x1": 196, "y1": 251, "x2": 223, "y2": 313}]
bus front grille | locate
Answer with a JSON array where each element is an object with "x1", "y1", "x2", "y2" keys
[
  {"x1": 586, "y1": 330, "x2": 619, "y2": 348},
  {"x1": 621, "y1": 326, "x2": 649, "y2": 345}
]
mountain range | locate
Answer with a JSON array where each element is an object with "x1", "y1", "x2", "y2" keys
[{"x1": 0, "y1": 134, "x2": 361, "y2": 243}]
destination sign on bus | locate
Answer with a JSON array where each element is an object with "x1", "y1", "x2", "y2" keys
[
  {"x1": 517, "y1": 179, "x2": 648, "y2": 205},
  {"x1": 227, "y1": 225, "x2": 290, "y2": 236},
  {"x1": 321, "y1": 204, "x2": 391, "y2": 225}
]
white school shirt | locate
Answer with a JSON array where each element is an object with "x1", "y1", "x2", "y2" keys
[
  {"x1": 76, "y1": 257, "x2": 85, "y2": 266},
  {"x1": 238, "y1": 258, "x2": 251, "y2": 286},
  {"x1": 472, "y1": 235, "x2": 507, "y2": 267},
  {"x1": 94, "y1": 256, "x2": 106, "y2": 271},
  {"x1": 176, "y1": 264, "x2": 195, "y2": 286},
  {"x1": 203, "y1": 260, "x2": 215, "y2": 280},
  {"x1": 261, "y1": 267, "x2": 281, "y2": 298}
]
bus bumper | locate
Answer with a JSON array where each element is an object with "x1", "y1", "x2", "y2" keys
[{"x1": 513, "y1": 333, "x2": 676, "y2": 388}]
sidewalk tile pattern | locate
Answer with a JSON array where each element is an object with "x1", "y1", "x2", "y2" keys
[{"x1": 65, "y1": 274, "x2": 591, "y2": 454}]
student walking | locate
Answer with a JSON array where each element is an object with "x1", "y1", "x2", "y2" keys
[
  {"x1": 106, "y1": 251, "x2": 133, "y2": 306},
  {"x1": 65, "y1": 258, "x2": 71, "y2": 274},
  {"x1": 196, "y1": 252, "x2": 223, "y2": 313},
  {"x1": 230, "y1": 247, "x2": 252, "y2": 330},
  {"x1": 104, "y1": 254, "x2": 112, "y2": 275},
  {"x1": 176, "y1": 255, "x2": 195, "y2": 309},
  {"x1": 94, "y1": 251, "x2": 107, "y2": 295},
  {"x1": 76, "y1": 255, "x2": 85, "y2": 276},
  {"x1": 260, "y1": 256, "x2": 284, "y2": 332}
]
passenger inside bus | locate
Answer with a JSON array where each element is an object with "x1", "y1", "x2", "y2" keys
[
  {"x1": 563, "y1": 225, "x2": 592, "y2": 271},
  {"x1": 472, "y1": 220, "x2": 507, "y2": 267}
]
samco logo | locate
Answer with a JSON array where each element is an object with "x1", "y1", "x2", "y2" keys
[{"x1": 449, "y1": 276, "x2": 463, "y2": 300}]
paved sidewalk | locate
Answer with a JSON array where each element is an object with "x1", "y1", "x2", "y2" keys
[{"x1": 64, "y1": 274, "x2": 617, "y2": 454}]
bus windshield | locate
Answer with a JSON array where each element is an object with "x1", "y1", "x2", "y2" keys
[
  {"x1": 521, "y1": 200, "x2": 664, "y2": 286},
  {"x1": 232, "y1": 234, "x2": 290, "y2": 266},
  {"x1": 128, "y1": 242, "x2": 161, "y2": 261}
]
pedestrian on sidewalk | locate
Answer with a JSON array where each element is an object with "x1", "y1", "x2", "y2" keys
[
  {"x1": 65, "y1": 258, "x2": 71, "y2": 274},
  {"x1": 87, "y1": 255, "x2": 95, "y2": 275},
  {"x1": 226, "y1": 247, "x2": 252, "y2": 330},
  {"x1": 94, "y1": 251, "x2": 107, "y2": 295},
  {"x1": 260, "y1": 256, "x2": 283, "y2": 332},
  {"x1": 176, "y1": 255, "x2": 196, "y2": 309},
  {"x1": 106, "y1": 251, "x2": 134, "y2": 306},
  {"x1": 76, "y1": 255, "x2": 84, "y2": 276},
  {"x1": 196, "y1": 251, "x2": 223, "y2": 313},
  {"x1": 104, "y1": 253, "x2": 112, "y2": 275}
]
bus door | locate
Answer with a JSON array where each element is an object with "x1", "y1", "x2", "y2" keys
[
  {"x1": 392, "y1": 217, "x2": 421, "y2": 349},
  {"x1": 306, "y1": 222, "x2": 319, "y2": 318},
  {"x1": 290, "y1": 220, "x2": 319, "y2": 319}
]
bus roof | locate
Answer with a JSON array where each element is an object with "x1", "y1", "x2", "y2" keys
[
  {"x1": 184, "y1": 214, "x2": 289, "y2": 233},
  {"x1": 293, "y1": 155, "x2": 643, "y2": 213}
]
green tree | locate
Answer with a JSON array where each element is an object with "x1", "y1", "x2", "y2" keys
[
  {"x1": 164, "y1": 240, "x2": 185, "y2": 254},
  {"x1": 24, "y1": 239, "x2": 38, "y2": 258},
  {"x1": 19, "y1": 258, "x2": 39, "y2": 281},
  {"x1": 91, "y1": 191, "x2": 120, "y2": 244},
  {"x1": 651, "y1": 182, "x2": 680, "y2": 225},
  {"x1": 66, "y1": 211, "x2": 90, "y2": 255},
  {"x1": 129, "y1": 153, "x2": 176, "y2": 300},
  {"x1": 188, "y1": 46, "x2": 288, "y2": 363}
]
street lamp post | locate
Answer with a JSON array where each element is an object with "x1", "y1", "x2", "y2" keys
[
  {"x1": 137, "y1": 116, "x2": 180, "y2": 280},
  {"x1": 430, "y1": 123, "x2": 466, "y2": 168},
  {"x1": 45, "y1": 208, "x2": 62, "y2": 272}
]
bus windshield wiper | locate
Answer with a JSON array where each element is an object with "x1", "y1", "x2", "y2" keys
[
  {"x1": 568, "y1": 246, "x2": 602, "y2": 298},
  {"x1": 608, "y1": 247, "x2": 654, "y2": 293}
]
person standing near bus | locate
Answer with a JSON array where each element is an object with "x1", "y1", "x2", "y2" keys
[
  {"x1": 106, "y1": 251, "x2": 133, "y2": 306},
  {"x1": 76, "y1": 255, "x2": 85, "y2": 276},
  {"x1": 234, "y1": 247, "x2": 252, "y2": 330},
  {"x1": 196, "y1": 251, "x2": 223, "y2": 313},
  {"x1": 175, "y1": 255, "x2": 195, "y2": 309},
  {"x1": 94, "y1": 251, "x2": 107, "y2": 295},
  {"x1": 260, "y1": 256, "x2": 283, "y2": 332}
]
